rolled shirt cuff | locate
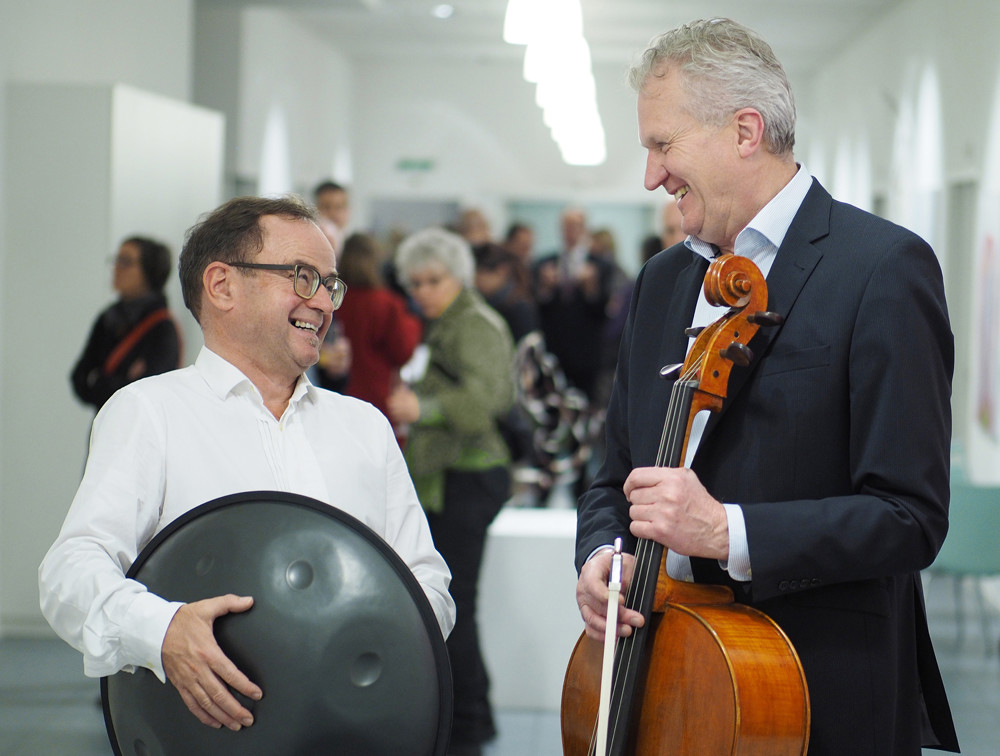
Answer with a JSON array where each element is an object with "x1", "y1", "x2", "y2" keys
[{"x1": 116, "y1": 591, "x2": 184, "y2": 683}]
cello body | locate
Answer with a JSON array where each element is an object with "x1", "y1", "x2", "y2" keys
[{"x1": 561, "y1": 577, "x2": 810, "y2": 755}]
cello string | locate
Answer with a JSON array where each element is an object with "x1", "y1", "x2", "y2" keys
[{"x1": 599, "y1": 356, "x2": 702, "y2": 753}]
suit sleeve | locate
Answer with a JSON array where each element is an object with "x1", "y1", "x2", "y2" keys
[{"x1": 575, "y1": 266, "x2": 644, "y2": 572}]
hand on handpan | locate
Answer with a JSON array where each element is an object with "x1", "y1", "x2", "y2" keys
[{"x1": 161, "y1": 594, "x2": 262, "y2": 730}]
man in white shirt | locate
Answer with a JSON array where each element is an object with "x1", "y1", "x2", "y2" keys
[{"x1": 39, "y1": 195, "x2": 455, "y2": 733}]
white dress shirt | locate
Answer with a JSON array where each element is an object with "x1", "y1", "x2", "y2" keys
[
  {"x1": 39, "y1": 346, "x2": 455, "y2": 682},
  {"x1": 666, "y1": 163, "x2": 814, "y2": 582}
]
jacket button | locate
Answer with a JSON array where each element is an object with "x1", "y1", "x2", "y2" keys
[{"x1": 778, "y1": 580, "x2": 789, "y2": 591}]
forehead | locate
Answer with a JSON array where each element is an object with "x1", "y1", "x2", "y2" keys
[
  {"x1": 637, "y1": 68, "x2": 690, "y2": 124},
  {"x1": 259, "y1": 215, "x2": 337, "y2": 272}
]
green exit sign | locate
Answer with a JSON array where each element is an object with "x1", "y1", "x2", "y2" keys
[{"x1": 396, "y1": 158, "x2": 435, "y2": 172}]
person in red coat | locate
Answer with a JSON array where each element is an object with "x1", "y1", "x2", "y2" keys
[{"x1": 335, "y1": 232, "x2": 422, "y2": 439}]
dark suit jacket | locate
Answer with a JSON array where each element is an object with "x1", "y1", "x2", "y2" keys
[
  {"x1": 576, "y1": 180, "x2": 960, "y2": 754},
  {"x1": 532, "y1": 251, "x2": 613, "y2": 400}
]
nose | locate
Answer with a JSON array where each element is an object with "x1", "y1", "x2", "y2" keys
[
  {"x1": 644, "y1": 151, "x2": 667, "y2": 192},
  {"x1": 307, "y1": 286, "x2": 335, "y2": 315}
]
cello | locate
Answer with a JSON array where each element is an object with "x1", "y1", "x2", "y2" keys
[{"x1": 561, "y1": 253, "x2": 810, "y2": 755}]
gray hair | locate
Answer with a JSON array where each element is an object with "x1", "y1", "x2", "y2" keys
[
  {"x1": 627, "y1": 18, "x2": 796, "y2": 156},
  {"x1": 395, "y1": 227, "x2": 474, "y2": 287}
]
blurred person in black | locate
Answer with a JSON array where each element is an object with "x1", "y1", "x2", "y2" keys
[
  {"x1": 473, "y1": 243, "x2": 538, "y2": 344},
  {"x1": 532, "y1": 207, "x2": 613, "y2": 403},
  {"x1": 503, "y1": 221, "x2": 535, "y2": 268},
  {"x1": 71, "y1": 236, "x2": 181, "y2": 412}
]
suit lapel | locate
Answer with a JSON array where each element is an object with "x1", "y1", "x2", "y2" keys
[
  {"x1": 660, "y1": 253, "x2": 710, "y2": 367},
  {"x1": 631, "y1": 252, "x2": 708, "y2": 465},
  {"x1": 698, "y1": 180, "x2": 831, "y2": 445}
]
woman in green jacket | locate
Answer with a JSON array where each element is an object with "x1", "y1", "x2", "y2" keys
[{"x1": 388, "y1": 227, "x2": 514, "y2": 756}]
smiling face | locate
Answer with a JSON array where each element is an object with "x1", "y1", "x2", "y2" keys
[
  {"x1": 638, "y1": 66, "x2": 748, "y2": 253},
  {"x1": 232, "y1": 215, "x2": 337, "y2": 385}
]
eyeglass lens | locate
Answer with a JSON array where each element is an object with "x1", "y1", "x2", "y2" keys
[{"x1": 292, "y1": 265, "x2": 346, "y2": 308}]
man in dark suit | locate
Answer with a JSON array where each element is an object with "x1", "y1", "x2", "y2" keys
[
  {"x1": 532, "y1": 207, "x2": 613, "y2": 403},
  {"x1": 574, "y1": 18, "x2": 959, "y2": 754}
]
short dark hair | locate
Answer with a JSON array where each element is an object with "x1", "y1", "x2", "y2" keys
[
  {"x1": 123, "y1": 236, "x2": 172, "y2": 294},
  {"x1": 474, "y1": 242, "x2": 514, "y2": 272},
  {"x1": 504, "y1": 222, "x2": 531, "y2": 242},
  {"x1": 313, "y1": 180, "x2": 347, "y2": 200},
  {"x1": 179, "y1": 195, "x2": 316, "y2": 322}
]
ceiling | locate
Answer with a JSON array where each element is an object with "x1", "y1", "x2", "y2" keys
[{"x1": 206, "y1": 0, "x2": 905, "y2": 86}]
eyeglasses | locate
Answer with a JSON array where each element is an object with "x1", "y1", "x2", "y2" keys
[{"x1": 230, "y1": 262, "x2": 347, "y2": 309}]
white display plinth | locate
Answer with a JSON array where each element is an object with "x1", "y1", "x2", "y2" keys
[{"x1": 478, "y1": 507, "x2": 583, "y2": 711}]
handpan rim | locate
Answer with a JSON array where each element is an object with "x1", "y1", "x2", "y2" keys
[{"x1": 100, "y1": 489, "x2": 452, "y2": 756}]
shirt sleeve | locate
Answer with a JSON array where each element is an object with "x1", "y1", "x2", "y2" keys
[
  {"x1": 378, "y1": 420, "x2": 457, "y2": 638},
  {"x1": 38, "y1": 387, "x2": 181, "y2": 681}
]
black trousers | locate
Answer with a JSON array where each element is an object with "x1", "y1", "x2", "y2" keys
[{"x1": 426, "y1": 467, "x2": 510, "y2": 745}]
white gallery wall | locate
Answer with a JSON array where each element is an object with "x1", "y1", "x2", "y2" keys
[
  {"x1": 801, "y1": 0, "x2": 1000, "y2": 483},
  {"x1": 1, "y1": 83, "x2": 223, "y2": 634},
  {"x1": 193, "y1": 5, "x2": 355, "y2": 199},
  {"x1": 0, "y1": 0, "x2": 212, "y2": 635}
]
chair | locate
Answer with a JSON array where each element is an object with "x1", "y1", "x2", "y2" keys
[{"x1": 929, "y1": 480, "x2": 1000, "y2": 653}]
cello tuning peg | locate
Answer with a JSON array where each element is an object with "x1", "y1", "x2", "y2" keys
[
  {"x1": 659, "y1": 363, "x2": 683, "y2": 379},
  {"x1": 720, "y1": 342, "x2": 753, "y2": 367},
  {"x1": 684, "y1": 326, "x2": 704, "y2": 338},
  {"x1": 747, "y1": 311, "x2": 784, "y2": 327}
]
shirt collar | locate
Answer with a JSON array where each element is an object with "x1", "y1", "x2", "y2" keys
[
  {"x1": 687, "y1": 164, "x2": 812, "y2": 263},
  {"x1": 195, "y1": 345, "x2": 317, "y2": 407}
]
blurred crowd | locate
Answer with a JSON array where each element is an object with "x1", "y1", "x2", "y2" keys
[{"x1": 305, "y1": 183, "x2": 688, "y2": 509}]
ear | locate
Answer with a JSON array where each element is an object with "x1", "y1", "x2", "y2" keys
[
  {"x1": 734, "y1": 108, "x2": 766, "y2": 158},
  {"x1": 202, "y1": 261, "x2": 238, "y2": 314}
]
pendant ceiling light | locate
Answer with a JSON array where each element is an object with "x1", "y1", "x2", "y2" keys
[{"x1": 503, "y1": 0, "x2": 606, "y2": 166}]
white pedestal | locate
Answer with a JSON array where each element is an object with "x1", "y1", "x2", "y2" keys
[{"x1": 478, "y1": 507, "x2": 584, "y2": 711}]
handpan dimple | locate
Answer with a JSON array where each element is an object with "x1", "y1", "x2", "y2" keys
[
  {"x1": 285, "y1": 559, "x2": 314, "y2": 589},
  {"x1": 350, "y1": 651, "x2": 383, "y2": 687}
]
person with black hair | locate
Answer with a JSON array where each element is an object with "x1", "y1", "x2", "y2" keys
[{"x1": 71, "y1": 236, "x2": 182, "y2": 411}]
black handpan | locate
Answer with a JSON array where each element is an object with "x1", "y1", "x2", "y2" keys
[{"x1": 101, "y1": 491, "x2": 452, "y2": 756}]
